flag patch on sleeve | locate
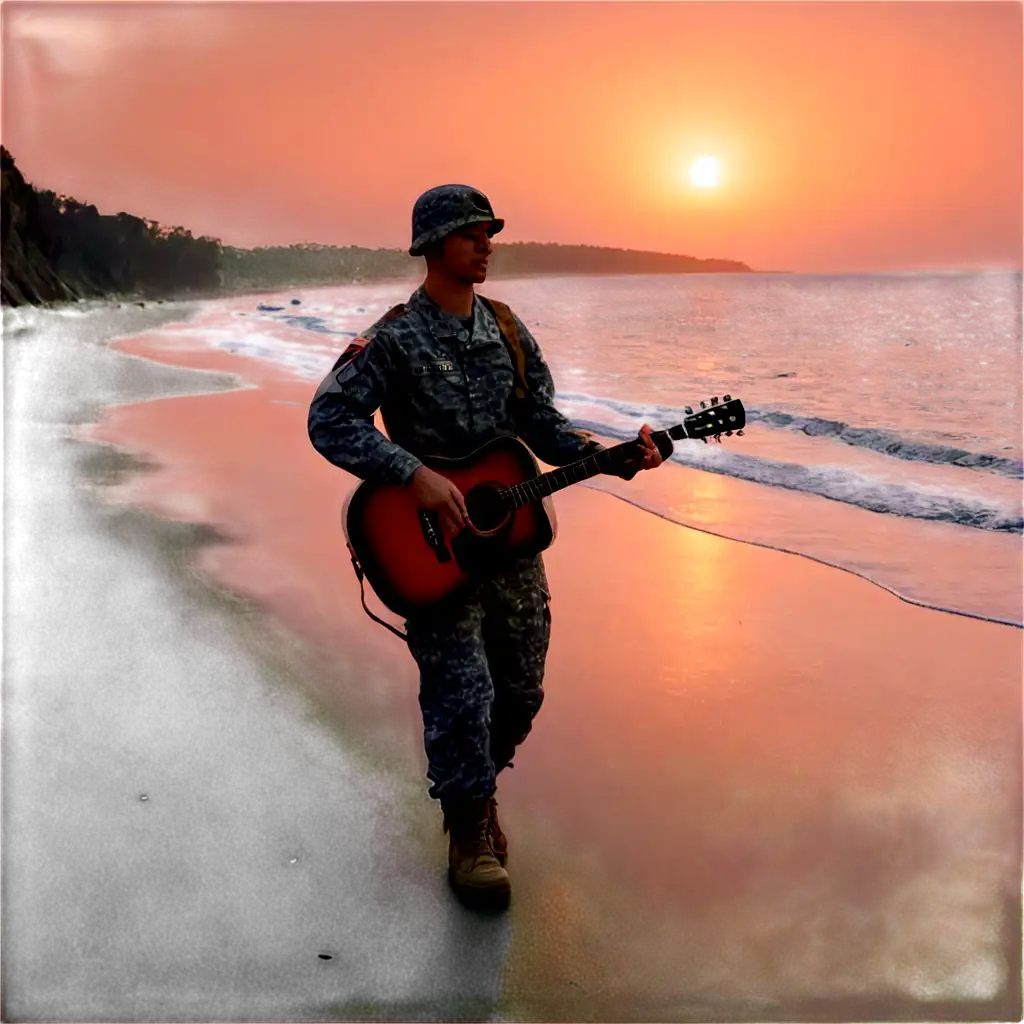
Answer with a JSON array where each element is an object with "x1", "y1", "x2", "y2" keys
[{"x1": 332, "y1": 337, "x2": 370, "y2": 382}]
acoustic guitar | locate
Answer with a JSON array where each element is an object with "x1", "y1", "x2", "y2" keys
[{"x1": 344, "y1": 396, "x2": 745, "y2": 618}]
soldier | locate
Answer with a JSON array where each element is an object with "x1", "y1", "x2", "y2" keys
[{"x1": 308, "y1": 184, "x2": 665, "y2": 910}]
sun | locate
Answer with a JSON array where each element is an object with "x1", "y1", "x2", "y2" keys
[{"x1": 689, "y1": 156, "x2": 722, "y2": 188}]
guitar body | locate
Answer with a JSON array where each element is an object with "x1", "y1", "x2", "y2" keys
[{"x1": 343, "y1": 435, "x2": 556, "y2": 619}]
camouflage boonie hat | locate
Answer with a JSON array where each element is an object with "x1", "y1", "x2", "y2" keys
[{"x1": 409, "y1": 184, "x2": 504, "y2": 257}]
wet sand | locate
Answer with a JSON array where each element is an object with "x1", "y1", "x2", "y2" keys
[{"x1": 5, "y1": 301, "x2": 1021, "y2": 1021}]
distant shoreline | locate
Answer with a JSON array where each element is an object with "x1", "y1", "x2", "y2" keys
[
  {"x1": 4, "y1": 145, "x2": 767, "y2": 308},
  {"x1": 2, "y1": 262, "x2": 774, "y2": 312}
]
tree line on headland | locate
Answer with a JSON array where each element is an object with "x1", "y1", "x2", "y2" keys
[{"x1": 1, "y1": 147, "x2": 753, "y2": 307}]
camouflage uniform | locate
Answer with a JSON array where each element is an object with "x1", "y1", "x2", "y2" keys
[{"x1": 308, "y1": 284, "x2": 601, "y2": 803}]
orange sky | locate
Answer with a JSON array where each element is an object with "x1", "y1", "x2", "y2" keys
[{"x1": 3, "y1": 1, "x2": 1021, "y2": 273}]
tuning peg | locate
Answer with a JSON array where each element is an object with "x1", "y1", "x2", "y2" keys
[
  {"x1": 711, "y1": 396, "x2": 719, "y2": 405},
  {"x1": 725, "y1": 430, "x2": 733, "y2": 437},
  {"x1": 723, "y1": 394, "x2": 731, "y2": 401},
  {"x1": 737, "y1": 429, "x2": 744, "y2": 436},
  {"x1": 684, "y1": 406, "x2": 693, "y2": 415},
  {"x1": 700, "y1": 400, "x2": 707, "y2": 409},
  {"x1": 701, "y1": 436, "x2": 708, "y2": 444},
  {"x1": 715, "y1": 434, "x2": 723, "y2": 444}
]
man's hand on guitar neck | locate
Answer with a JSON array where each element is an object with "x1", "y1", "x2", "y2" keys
[
  {"x1": 408, "y1": 465, "x2": 474, "y2": 539},
  {"x1": 606, "y1": 423, "x2": 667, "y2": 480}
]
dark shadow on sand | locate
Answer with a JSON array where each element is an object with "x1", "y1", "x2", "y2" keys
[{"x1": 1, "y1": 307, "x2": 507, "y2": 1019}]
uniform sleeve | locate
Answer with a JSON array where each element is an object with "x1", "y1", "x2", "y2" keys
[
  {"x1": 307, "y1": 332, "x2": 423, "y2": 484},
  {"x1": 511, "y1": 313, "x2": 606, "y2": 466}
]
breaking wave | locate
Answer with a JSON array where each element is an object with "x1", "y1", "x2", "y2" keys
[
  {"x1": 565, "y1": 409, "x2": 1023, "y2": 535},
  {"x1": 557, "y1": 392, "x2": 1023, "y2": 480}
]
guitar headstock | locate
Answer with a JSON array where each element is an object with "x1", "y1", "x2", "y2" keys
[{"x1": 669, "y1": 395, "x2": 745, "y2": 443}]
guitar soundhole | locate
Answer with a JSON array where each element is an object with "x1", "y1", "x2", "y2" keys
[{"x1": 465, "y1": 483, "x2": 512, "y2": 535}]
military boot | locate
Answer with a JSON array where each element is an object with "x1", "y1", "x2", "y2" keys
[
  {"x1": 442, "y1": 796, "x2": 511, "y2": 911},
  {"x1": 487, "y1": 797, "x2": 508, "y2": 867}
]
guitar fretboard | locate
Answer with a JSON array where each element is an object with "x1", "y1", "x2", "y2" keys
[
  {"x1": 501, "y1": 451, "x2": 609, "y2": 509},
  {"x1": 496, "y1": 398, "x2": 742, "y2": 511}
]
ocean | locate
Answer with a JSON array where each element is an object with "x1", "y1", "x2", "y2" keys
[{"x1": 161, "y1": 270, "x2": 1023, "y2": 627}]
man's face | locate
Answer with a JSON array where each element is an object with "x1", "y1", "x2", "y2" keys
[{"x1": 437, "y1": 222, "x2": 493, "y2": 285}]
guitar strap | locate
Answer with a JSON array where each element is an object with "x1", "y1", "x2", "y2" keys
[
  {"x1": 478, "y1": 296, "x2": 530, "y2": 404},
  {"x1": 347, "y1": 543, "x2": 409, "y2": 642},
  {"x1": 343, "y1": 296, "x2": 530, "y2": 642}
]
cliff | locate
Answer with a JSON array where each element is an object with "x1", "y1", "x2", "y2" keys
[{"x1": 2, "y1": 148, "x2": 757, "y2": 307}]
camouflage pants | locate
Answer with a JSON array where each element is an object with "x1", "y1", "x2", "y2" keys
[{"x1": 404, "y1": 555, "x2": 551, "y2": 803}]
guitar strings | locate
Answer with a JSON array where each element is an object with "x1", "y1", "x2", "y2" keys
[{"x1": 502, "y1": 452, "x2": 605, "y2": 509}]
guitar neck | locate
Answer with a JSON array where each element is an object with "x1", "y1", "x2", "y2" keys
[
  {"x1": 502, "y1": 427, "x2": 678, "y2": 510},
  {"x1": 500, "y1": 397, "x2": 745, "y2": 509}
]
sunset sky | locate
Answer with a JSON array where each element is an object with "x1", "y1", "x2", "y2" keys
[{"x1": 3, "y1": 1, "x2": 1021, "y2": 273}]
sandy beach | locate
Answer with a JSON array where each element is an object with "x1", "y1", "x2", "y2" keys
[{"x1": 4, "y1": 299, "x2": 1021, "y2": 1022}]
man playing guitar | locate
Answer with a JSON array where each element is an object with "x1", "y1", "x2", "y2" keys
[{"x1": 308, "y1": 185, "x2": 665, "y2": 910}]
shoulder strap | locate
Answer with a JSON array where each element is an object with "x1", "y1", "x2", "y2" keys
[{"x1": 479, "y1": 295, "x2": 529, "y2": 403}]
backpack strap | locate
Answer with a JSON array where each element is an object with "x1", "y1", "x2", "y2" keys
[{"x1": 479, "y1": 295, "x2": 529, "y2": 404}]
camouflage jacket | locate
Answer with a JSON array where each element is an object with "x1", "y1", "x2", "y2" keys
[{"x1": 308, "y1": 285, "x2": 601, "y2": 484}]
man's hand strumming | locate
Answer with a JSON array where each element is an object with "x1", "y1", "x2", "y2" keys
[{"x1": 408, "y1": 466, "x2": 473, "y2": 538}]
